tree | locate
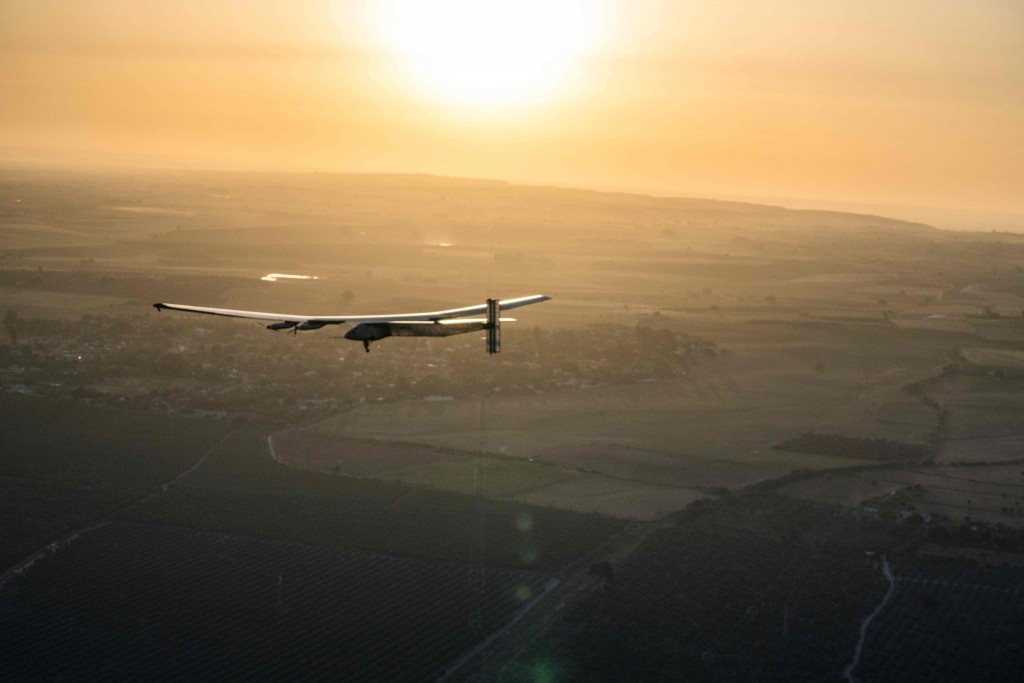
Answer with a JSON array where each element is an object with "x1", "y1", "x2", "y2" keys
[{"x1": 3, "y1": 309, "x2": 17, "y2": 345}]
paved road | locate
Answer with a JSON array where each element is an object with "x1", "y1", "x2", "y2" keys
[{"x1": 844, "y1": 554, "x2": 895, "y2": 683}]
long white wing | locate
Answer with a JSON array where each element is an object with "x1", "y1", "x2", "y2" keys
[{"x1": 153, "y1": 295, "x2": 549, "y2": 325}]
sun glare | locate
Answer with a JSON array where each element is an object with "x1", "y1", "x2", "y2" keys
[{"x1": 374, "y1": 0, "x2": 602, "y2": 108}]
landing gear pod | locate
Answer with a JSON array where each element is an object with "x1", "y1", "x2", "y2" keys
[
  {"x1": 344, "y1": 323, "x2": 392, "y2": 352},
  {"x1": 486, "y1": 298, "x2": 500, "y2": 354}
]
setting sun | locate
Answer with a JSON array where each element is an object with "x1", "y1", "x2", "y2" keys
[{"x1": 372, "y1": 0, "x2": 603, "y2": 108}]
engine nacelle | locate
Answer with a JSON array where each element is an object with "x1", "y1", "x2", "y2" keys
[
  {"x1": 296, "y1": 321, "x2": 326, "y2": 331},
  {"x1": 267, "y1": 321, "x2": 297, "y2": 331}
]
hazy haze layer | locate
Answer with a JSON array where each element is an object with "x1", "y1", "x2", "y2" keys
[{"x1": 1, "y1": 0, "x2": 1021, "y2": 218}]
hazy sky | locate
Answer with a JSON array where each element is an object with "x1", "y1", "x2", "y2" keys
[{"x1": 1, "y1": 0, "x2": 1021, "y2": 215}]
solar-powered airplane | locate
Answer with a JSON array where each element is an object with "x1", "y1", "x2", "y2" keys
[{"x1": 153, "y1": 295, "x2": 550, "y2": 353}]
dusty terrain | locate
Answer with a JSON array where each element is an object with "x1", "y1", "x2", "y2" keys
[{"x1": 4, "y1": 167, "x2": 1024, "y2": 519}]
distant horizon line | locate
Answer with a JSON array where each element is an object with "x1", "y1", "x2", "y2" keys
[{"x1": 1, "y1": 144, "x2": 1021, "y2": 234}]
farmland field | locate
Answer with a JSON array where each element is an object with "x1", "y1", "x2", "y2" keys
[
  {"x1": 778, "y1": 464, "x2": 1024, "y2": 526},
  {"x1": 855, "y1": 560, "x2": 1024, "y2": 683},
  {"x1": 381, "y1": 456, "x2": 574, "y2": 497},
  {"x1": 860, "y1": 398, "x2": 940, "y2": 443},
  {"x1": 0, "y1": 521, "x2": 550, "y2": 683},
  {"x1": 0, "y1": 396, "x2": 230, "y2": 571},
  {"x1": 271, "y1": 319, "x2": 962, "y2": 517},
  {"x1": 0, "y1": 477, "x2": 132, "y2": 571},
  {"x1": 962, "y1": 347, "x2": 1024, "y2": 369},
  {"x1": 735, "y1": 448, "x2": 874, "y2": 471},
  {"x1": 508, "y1": 476, "x2": 709, "y2": 520},
  {"x1": 126, "y1": 427, "x2": 621, "y2": 569},
  {"x1": 272, "y1": 429, "x2": 709, "y2": 519},
  {"x1": 923, "y1": 370, "x2": 1024, "y2": 464},
  {"x1": 0, "y1": 395, "x2": 231, "y2": 491},
  {"x1": 271, "y1": 429, "x2": 575, "y2": 496},
  {"x1": 0, "y1": 287, "x2": 137, "y2": 318},
  {"x1": 499, "y1": 525, "x2": 887, "y2": 682},
  {"x1": 939, "y1": 427, "x2": 1024, "y2": 464},
  {"x1": 777, "y1": 472, "x2": 909, "y2": 508},
  {"x1": 271, "y1": 431, "x2": 456, "y2": 477},
  {"x1": 308, "y1": 361, "x2": 919, "y2": 489}
]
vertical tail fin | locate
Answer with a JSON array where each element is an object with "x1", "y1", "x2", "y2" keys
[{"x1": 486, "y1": 298, "x2": 501, "y2": 354}]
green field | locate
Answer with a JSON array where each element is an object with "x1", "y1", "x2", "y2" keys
[
  {"x1": 733, "y1": 448, "x2": 874, "y2": 471},
  {"x1": 128, "y1": 427, "x2": 620, "y2": 569},
  {"x1": 0, "y1": 395, "x2": 231, "y2": 491},
  {"x1": 509, "y1": 476, "x2": 710, "y2": 520},
  {"x1": 778, "y1": 463, "x2": 1024, "y2": 527},
  {"x1": 382, "y1": 456, "x2": 575, "y2": 497}
]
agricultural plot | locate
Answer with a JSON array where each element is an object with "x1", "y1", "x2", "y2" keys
[
  {"x1": 384, "y1": 456, "x2": 573, "y2": 497},
  {"x1": 318, "y1": 384, "x2": 893, "y2": 491},
  {"x1": 911, "y1": 488, "x2": 1016, "y2": 524},
  {"x1": 884, "y1": 368, "x2": 1024, "y2": 464},
  {"x1": 0, "y1": 223, "x2": 103, "y2": 250},
  {"x1": 0, "y1": 396, "x2": 231, "y2": 574},
  {"x1": 274, "y1": 426, "x2": 708, "y2": 519},
  {"x1": 128, "y1": 427, "x2": 620, "y2": 570},
  {"x1": 735, "y1": 448, "x2": 873, "y2": 472},
  {"x1": 272, "y1": 430, "x2": 574, "y2": 497},
  {"x1": 272, "y1": 431, "x2": 456, "y2": 477},
  {"x1": 944, "y1": 405, "x2": 1024, "y2": 440},
  {"x1": 0, "y1": 478, "x2": 133, "y2": 571},
  {"x1": 860, "y1": 398, "x2": 940, "y2": 443},
  {"x1": 0, "y1": 287, "x2": 137, "y2": 319},
  {"x1": 963, "y1": 319, "x2": 1024, "y2": 343},
  {"x1": 926, "y1": 372, "x2": 1024, "y2": 405},
  {"x1": 805, "y1": 309, "x2": 890, "y2": 323},
  {"x1": 778, "y1": 465, "x2": 1024, "y2": 526},
  {"x1": 939, "y1": 430, "x2": 1024, "y2": 465},
  {"x1": 962, "y1": 347, "x2": 1024, "y2": 369},
  {"x1": 771, "y1": 433, "x2": 931, "y2": 463},
  {"x1": 855, "y1": 561, "x2": 1024, "y2": 683},
  {"x1": 777, "y1": 472, "x2": 907, "y2": 508},
  {"x1": 500, "y1": 527, "x2": 886, "y2": 682},
  {"x1": 930, "y1": 463, "x2": 1024, "y2": 486},
  {"x1": 508, "y1": 476, "x2": 709, "y2": 520},
  {"x1": 0, "y1": 521, "x2": 550, "y2": 682},
  {"x1": 0, "y1": 395, "x2": 231, "y2": 491},
  {"x1": 285, "y1": 316, "x2": 950, "y2": 494},
  {"x1": 890, "y1": 315, "x2": 977, "y2": 335},
  {"x1": 302, "y1": 319, "x2": 957, "y2": 502},
  {"x1": 884, "y1": 469, "x2": 1024, "y2": 498}
]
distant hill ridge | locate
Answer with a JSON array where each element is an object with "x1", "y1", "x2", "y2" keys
[
  {"x1": 159, "y1": 169, "x2": 939, "y2": 234},
  {"x1": 0, "y1": 165, "x2": 937, "y2": 245}
]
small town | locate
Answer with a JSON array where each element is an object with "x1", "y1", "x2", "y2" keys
[{"x1": 1, "y1": 310, "x2": 711, "y2": 424}]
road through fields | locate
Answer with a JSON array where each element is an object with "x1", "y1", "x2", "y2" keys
[{"x1": 0, "y1": 429, "x2": 237, "y2": 589}]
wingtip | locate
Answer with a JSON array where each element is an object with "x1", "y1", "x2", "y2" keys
[{"x1": 153, "y1": 303, "x2": 165, "y2": 312}]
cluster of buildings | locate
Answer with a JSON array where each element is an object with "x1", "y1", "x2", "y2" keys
[{"x1": 1, "y1": 313, "x2": 706, "y2": 425}]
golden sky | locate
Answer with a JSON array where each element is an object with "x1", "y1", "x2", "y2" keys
[{"x1": 1, "y1": 0, "x2": 1021, "y2": 214}]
